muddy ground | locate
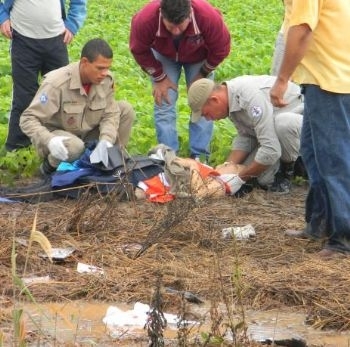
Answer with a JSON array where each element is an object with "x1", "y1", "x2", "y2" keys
[{"x1": 1, "y1": 180, "x2": 350, "y2": 346}]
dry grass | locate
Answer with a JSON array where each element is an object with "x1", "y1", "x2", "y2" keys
[{"x1": 1, "y1": 183, "x2": 350, "y2": 344}]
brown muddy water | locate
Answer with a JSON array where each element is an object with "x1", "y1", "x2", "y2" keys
[{"x1": 2, "y1": 300, "x2": 350, "y2": 346}]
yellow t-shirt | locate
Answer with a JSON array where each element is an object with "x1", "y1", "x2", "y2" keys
[
  {"x1": 289, "y1": 0, "x2": 350, "y2": 93},
  {"x1": 281, "y1": 0, "x2": 293, "y2": 34}
]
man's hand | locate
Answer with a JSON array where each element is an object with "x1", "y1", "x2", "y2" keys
[
  {"x1": 63, "y1": 28, "x2": 74, "y2": 44},
  {"x1": 0, "y1": 20, "x2": 12, "y2": 39},
  {"x1": 48, "y1": 136, "x2": 69, "y2": 161},
  {"x1": 270, "y1": 79, "x2": 289, "y2": 108},
  {"x1": 152, "y1": 77, "x2": 177, "y2": 105}
]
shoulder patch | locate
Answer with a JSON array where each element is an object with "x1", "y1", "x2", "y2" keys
[
  {"x1": 39, "y1": 92, "x2": 48, "y2": 104},
  {"x1": 251, "y1": 105, "x2": 263, "y2": 118}
]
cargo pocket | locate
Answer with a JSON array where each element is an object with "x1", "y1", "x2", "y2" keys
[
  {"x1": 62, "y1": 103, "x2": 85, "y2": 130},
  {"x1": 84, "y1": 100, "x2": 107, "y2": 128}
]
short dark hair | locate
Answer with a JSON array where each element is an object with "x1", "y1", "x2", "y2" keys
[
  {"x1": 160, "y1": 0, "x2": 191, "y2": 24},
  {"x1": 81, "y1": 38, "x2": 113, "y2": 62}
]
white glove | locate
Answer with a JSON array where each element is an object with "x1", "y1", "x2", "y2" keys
[
  {"x1": 90, "y1": 139, "x2": 113, "y2": 167},
  {"x1": 220, "y1": 174, "x2": 245, "y2": 195},
  {"x1": 48, "y1": 136, "x2": 69, "y2": 161}
]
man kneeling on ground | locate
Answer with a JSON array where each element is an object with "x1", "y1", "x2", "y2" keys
[
  {"x1": 20, "y1": 38, "x2": 135, "y2": 176},
  {"x1": 188, "y1": 75, "x2": 304, "y2": 194}
]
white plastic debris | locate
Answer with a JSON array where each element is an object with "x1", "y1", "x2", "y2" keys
[
  {"x1": 39, "y1": 247, "x2": 76, "y2": 260},
  {"x1": 103, "y1": 302, "x2": 197, "y2": 331},
  {"x1": 77, "y1": 262, "x2": 104, "y2": 275},
  {"x1": 222, "y1": 224, "x2": 256, "y2": 240},
  {"x1": 22, "y1": 275, "x2": 51, "y2": 285},
  {"x1": 15, "y1": 238, "x2": 29, "y2": 247}
]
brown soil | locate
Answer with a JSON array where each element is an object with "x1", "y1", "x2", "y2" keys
[{"x1": 1, "y1": 182, "x2": 350, "y2": 346}]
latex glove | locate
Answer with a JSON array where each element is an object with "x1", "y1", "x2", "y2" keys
[
  {"x1": 48, "y1": 136, "x2": 69, "y2": 161},
  {"x1": 221, "y1": 174, "x2": 245, "y2": 195},
  {"x1": 90, "y1": 139, "x2": 113, "y2": 167}
]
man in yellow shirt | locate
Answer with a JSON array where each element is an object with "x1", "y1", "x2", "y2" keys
[{"x1": 270, "y1": 0, "x2": 350, "y2": 258}]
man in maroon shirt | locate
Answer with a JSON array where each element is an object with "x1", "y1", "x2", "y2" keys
[{"x1": 129, "y1": 0, "x2": 231, "y2": 162}]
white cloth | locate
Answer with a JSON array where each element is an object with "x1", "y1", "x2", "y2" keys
[{"x1": 89, "y1": 140, "x2": 113, "y2": 167}]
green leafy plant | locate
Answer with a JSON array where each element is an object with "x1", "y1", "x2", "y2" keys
[
  {"x1": 0, "y1": 0, "x2": 283, "y2": 177},
  {"x1": 0, "y1": 145, "x2": 41, "y2": 184}
]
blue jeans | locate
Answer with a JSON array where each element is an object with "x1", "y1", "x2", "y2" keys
[
  {"x1": 152, "y1": 51, "x2": 214, "y2": 157},
  {"x1": 301, "y1": 85, "x2": 350, "y2": 252}
]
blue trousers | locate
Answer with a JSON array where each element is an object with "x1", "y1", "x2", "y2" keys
[
  {"x1": 152, "y1": 51, "x2": 214, "y2": 158},
  {"x1": 6, "y1": 30, "x2": 68, "y2": 151},
  {"x1": 301, "y1": 85, "x2": 350, "y2": 252}
]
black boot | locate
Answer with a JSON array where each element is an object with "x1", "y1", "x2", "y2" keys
[
  {"x1": 269, "y1": 161, "x2": 295, "y2": 194},
  {"x1": 40, "y1": 158, "x2": 56, "y2": 177},
  {"x1": 293, "y1": 156, "x2": 308, "y2": 179},
  {"x1": 281, "y1": 161, "x2": 295, "y2": 181}
]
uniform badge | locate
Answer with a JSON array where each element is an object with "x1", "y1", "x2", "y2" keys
[
  {"x1": 251, "y1": 106, "x2": 262, "y2": 118},
  {"x1": 39, "y1": 92, "x2": 48, "y2": 104},
  {"x1": 67, "y1": 116, "x2": 76, "y2": 126}
]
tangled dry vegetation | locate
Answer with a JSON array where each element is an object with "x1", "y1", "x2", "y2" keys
[{"x1": 1, "y1": 183, "x2": 350, "y2": 345}]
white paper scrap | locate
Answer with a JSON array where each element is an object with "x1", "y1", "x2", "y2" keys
[{"x1": 77, "y1": 262, "x2": 104, "y2": 275}]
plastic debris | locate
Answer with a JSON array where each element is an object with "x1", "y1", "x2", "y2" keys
[
  {"x1": 165, "y1": 287, "x2": 204, "y2": 304},
  {"x1": 103, "y1": 302, "x2": 197, "y2": 333},
  {"x1": 222, "y1": 224, "x2": 256, "y2": 240},
  {"x1": 16, "y1": 238, "x2": 29, "y2": 247},
  {"x1": 119, "y1": 243, "x2": 143, "y2": 256},
  {"x1": 77, "y1": 262, "x2": 104, "y2": 275},
  {"x1": 22, "y1": 275, "x2": 51, "y2": 285},
  {"x1": 39, "y1": 247, "x2": 76, "y2": 261}
]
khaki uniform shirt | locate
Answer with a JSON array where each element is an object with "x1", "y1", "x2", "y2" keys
[
  {"x1": 226, "y1": 75, "x2": 303, "y2": 166},
  {"x1": 20, "y1": 62, "x2": 120, "y2": 148}
]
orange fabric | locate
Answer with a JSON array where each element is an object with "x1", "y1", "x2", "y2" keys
[
  {"x1": 196, "y1": 162, "x2": 231, "y2": 194},
  {"x1": 142, "y1": 175, "x2": 175, "y2": 203},
  {"x1": 142, "y1": 161, "x2": 230, "y2": 202},
  {"x1": 196, "y1": 162, "x2": 220, "y2": 179}
]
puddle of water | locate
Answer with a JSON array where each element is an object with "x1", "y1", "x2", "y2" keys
[
  {"x1": 246, "y1": 309, "x2": 350, "y2": 346},
  {"x1": 5, "y1": 301, "x2": 350, "y2": 346}
]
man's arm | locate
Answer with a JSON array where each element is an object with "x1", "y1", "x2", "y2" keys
[
  {"x1": 20, "y1": 83, "x2": 62, "y2": 147},
  {"x1": 0, "y1": 2, "x2": 11, "y2": 39},
  {"x1": 129, "y1": 7, "x2": 164, "y2": 81},
  {"x1": 0, "y1": 1, "x2": 10, "y2": 25},
  {"x1": 63, "y1": 0, "x2": 87, "y2": 35},
  {"x1": 270, "y1": 23, "x2": 312, "y2": 107},
  {"x1": 234, "y1": 160, "x2": 269, "y2": 182},
  {"x1": 215, "y1": 149, "x2": 266, "y2": 181},
  {"x1": 194, "y1": 4, "x2": 231, "y2": 75}
]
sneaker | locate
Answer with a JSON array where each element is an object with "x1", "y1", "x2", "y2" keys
[{"x1": 39, "y1": 158, "x2": 56, "y2": 177}]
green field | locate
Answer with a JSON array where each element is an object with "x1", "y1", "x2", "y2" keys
[{"x1": 0, "y1": 0, "x2": 283, "y2": 179}]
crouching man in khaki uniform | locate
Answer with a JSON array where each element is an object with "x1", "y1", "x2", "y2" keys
[
  {"x1": 20, "y1": 38, "x2": 135, "y2": 175},
  {"x1": 188, "y1": 75, "x2": 304, "y2": 194}
]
